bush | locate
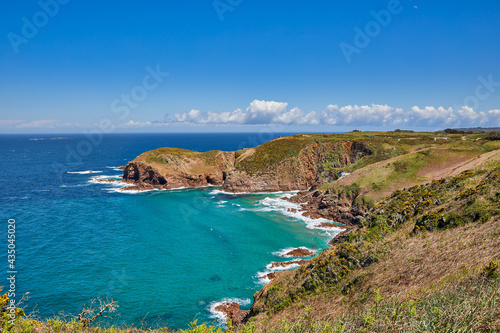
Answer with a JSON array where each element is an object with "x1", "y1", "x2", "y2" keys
[{"x1": 485, "y1": 132, "x2": 500, "y2": 141}]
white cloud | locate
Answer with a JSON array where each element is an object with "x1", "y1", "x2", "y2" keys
[
  {"x1": 172, "y1": 100, "x2": 319, "y2": 125},
  {"x1": 487, "y1": 109, "x2": 500, "y2": 126},
  {"x1": 119, "y1": 120, "x2": 154, "y2": 128},
  {"x1": 408, "y1": 106, "x2": 493, "y2": 127},
  {"x1": 170, "y1": 100, "x2": 500, "y2": 129},
  {"x1": 246, "y1": 100, "x2": 289, "y2": 124},
  {"x1": 16, "y1": 120, "x2": 59, "y2": 129},
  {"x1": 321, "y1": 104, "x2": 405, "y2": 126},
  {"x1": 3, "y1": 101, "x2": 500, "y2": 132}
]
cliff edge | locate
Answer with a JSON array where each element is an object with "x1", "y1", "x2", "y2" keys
[
  {"x1": 122, "y1": 134, "x2": 374, "y2": 193},
  {"x1": 122, "y1": 148, "x2": 235, "y2": 189}
]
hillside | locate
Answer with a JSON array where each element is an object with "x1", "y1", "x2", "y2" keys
[
  {"x1": 2, "y1": 131, "x2": 500, "y2": 332},
  {"x1": 243, "y1": 160, "x2": 500, "y2": 332},
  {"x1": 121, "y1": 131, "x2": 499, "y2": 195},
  {"x1": 122, "y1": 148, "x2": 235, "y2": 189}
]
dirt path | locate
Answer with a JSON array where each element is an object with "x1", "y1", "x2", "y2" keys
[
  {"x1": 444, "y1": 149, "x2": 500, "y2": 177},
  {"x1": 337, "y1": 147, "x2": 500, "y2": 200}
]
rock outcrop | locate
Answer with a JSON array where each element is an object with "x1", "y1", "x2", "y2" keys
[
  {"x1": 286, "y1": 186, "x2": 371, "y2": 227},
  {"x1": 282, "y1": 248, "x2": 314, "y2": 257},
  {"x1": 220, "y1": 139, "x2": 372, "y2": 192},
  {"x1": 214, "y1": 302, "x2": 248, "y2": 327},
  {"x1": 260, "y1": 272, "x2": 277, "y2": 280},
  {"x1": 268, "y1": 260, "x2": 310, "y2": 269},
  {"x1": 122, "y1": 148, "x2": 235, "y2": 189}
]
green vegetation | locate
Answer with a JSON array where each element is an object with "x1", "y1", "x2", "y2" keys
[
  {"x1": 235, "y1": 162, "x2": 500, "y2": 332},
  {"x1": 145, "y1": 155, "x2": 168, "y2": 164},
  {"x1": 236, "y1": 136, "x2": 316, "y2": 175},
  {"x1": 142, "y1": 148, "x2": 227, "y2": 166},
  {"x1": 3, "y1": 131, "x2": 500, "y2": 332},
  {"x1": 253, "y1": 166, "x2": 500, "y2": 308},
  {"x1": 486, "y1": 132, "x2": 500, "y2": 141},
  {"x1": 236, "y1": 134, "x2": 405, "y2": 177},
  {"x1": 143, "y1": 148, "x2": 200, "y2": 164},
  {"x1": 143, "y1": 148, "x2": 195, "y2": 164}
]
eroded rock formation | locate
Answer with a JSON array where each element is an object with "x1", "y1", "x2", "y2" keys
[
  {"x1": 122, "y1": 148, "x2": 235, "y2": 189},
  {"x1": 214, "y1": 302, "x2": 248, "y2": 327},
  {"x1": 122, "y1": 136, "x2": 373, "y2": 194},
  {"x1": 286, "y1": 187, "x2": 371, "y2": 227}
]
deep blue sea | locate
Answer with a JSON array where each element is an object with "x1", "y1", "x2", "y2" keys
[{"x1": 0, "y1": 133, "x2": 341, "y2": 329}]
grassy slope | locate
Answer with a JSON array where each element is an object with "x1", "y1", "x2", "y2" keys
[
  {"x1": 133, "y1": 148, "x2": 233, "y2": 176},
  {"x1": 135, "y1": 132, "x2": 498, "y2": 182},
  {"x1": 334, "y1": 134, "x2": 500, "y2": 201},
  {"x1": 240, "y1": 154, "x2": 500, "y2": 332},
  {"x1": 134, "y1": 132, "x2": 497, "y2": 185},
  {"x1": 2, "y1": 132, "x2": 500, "y2": 332}
]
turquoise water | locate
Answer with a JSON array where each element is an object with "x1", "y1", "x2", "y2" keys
[{"x1": 0, "y1": 134, "x2": 339, "y2": 329}]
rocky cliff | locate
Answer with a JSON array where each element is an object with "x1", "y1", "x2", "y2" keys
[
  {"x1": 286, "y1": 184, "x2": 372, "y2": 227},
  {"x1": 122, "y1": 148, "x2": 235, "y2": 190},
  {"x1": 122, "y1": 135, "x2": 374, "y2": 193}
]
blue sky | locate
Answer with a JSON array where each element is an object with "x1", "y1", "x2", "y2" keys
[{"x1": 1, "y1": 0, "x2": 500, "y2": 133}]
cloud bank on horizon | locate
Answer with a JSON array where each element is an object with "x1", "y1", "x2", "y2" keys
[
  {"x1": 167, "y1": 99, "x2": 500, "y2": 128},
  {"x1": 2, "y1": 99, "x2": 500, "y2": 132}
]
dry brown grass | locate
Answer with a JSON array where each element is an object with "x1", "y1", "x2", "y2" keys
[
  {"x1": 247, "y1": 216, "x2": 500, "y2": 331},
  {"x1": 364, "y1": 216, "x2": 500, "y2": 298}
]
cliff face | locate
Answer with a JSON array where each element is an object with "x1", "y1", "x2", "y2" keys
[
  {"x1": 286, "y1": 184, "x2": 371, "y2": 227},
  {"x1": 122, "y1": 148, "x2": 235, "y2": 189},
  {"x1": 122, "y1": 136, "x2": 373, "y2": 193},
  {"x1": 221, "y1": 140, "x2": 372, "y2": 192}
]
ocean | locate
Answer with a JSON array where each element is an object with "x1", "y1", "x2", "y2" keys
[{"x1": 0, "y1": 133, "x2": 341, "y2": 329}]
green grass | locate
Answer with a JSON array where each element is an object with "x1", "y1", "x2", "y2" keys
[
  {"x1": 145, "y1": 155, "x2": 168, "y2": 164},
  {"x1": 236, "y1": 136, "x2": 317, "y2": 175}
]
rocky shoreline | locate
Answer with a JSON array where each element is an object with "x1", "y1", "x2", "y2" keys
[
  {"x1": 114, "y1": 177, "x2": 361, "y2": 231},
  {"x1": 117, "y1": 136, "x2": 377, "y2": 327},
  {"x1": 118, "y1": 140, "x2": 373, "y2": 228},
  {"x1": 214, "y1": 302, "x2": 248, "y2": 327},
  {"x1": 219, "y1": 231, "x2": 352, "y2": 327}
]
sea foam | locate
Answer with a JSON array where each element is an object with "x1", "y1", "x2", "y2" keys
[
  {"x1": 258, "y1": 195, "x2": 344, "y2": 232},
  {"x1": 106, "y1": 166, "x2": 124, "y2": 172},
  {"x1": 67, "y1": 170, "x2": 103, "y2": 174},
  {"x1": 88, "y1": 175, "x2": 122, "y2": 184},
  {"x1": 265, "y1": 261, "x2": 301, "y2": 271}
]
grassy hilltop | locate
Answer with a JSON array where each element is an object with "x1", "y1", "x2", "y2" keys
[
  {"x1": 2, "y1": 131, "x2": 500, "y2": 332},
  {"x1": 123, "y1": 130, "x2": 499, "y2": 194}
]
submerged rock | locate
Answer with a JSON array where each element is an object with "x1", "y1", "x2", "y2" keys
[
  {"x1": 269, "y1": 260, "x2": 310, "y2": 269},
  {"x1": 259, "y1": 272, "x2": 277, "y2": 280},
  {"x1": 97, "y1": 179, "x2": 117, "y2": 183},
  {"x1": 283, "y1": 248, "x2": 314, "y2": 257},
  {"x1": 120, "y1": 182, "x2": 155, "y2": 191}
]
